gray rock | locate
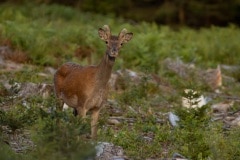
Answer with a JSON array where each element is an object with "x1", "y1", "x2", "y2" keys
[
  {"x1": 95, "y1": 142, "x2": 127, "y2": 160},
  {"x1": 169, "y1": 112, "x2": 179, "y2": 127}
]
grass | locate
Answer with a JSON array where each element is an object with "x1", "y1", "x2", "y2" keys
[
  {"x1": 0, "y1": 2, "x2": 240, "y2": 160},
  {"x1": 1, "y1": 3, "x2": 240, "y2": 70}
]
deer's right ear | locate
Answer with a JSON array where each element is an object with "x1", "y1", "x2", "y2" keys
[
  {"x1": 98, "y1": 28, "x2": 108, "y2": 41},
  {"x1": 98, "y1": 25, "x2": 111, "y2": 41}
]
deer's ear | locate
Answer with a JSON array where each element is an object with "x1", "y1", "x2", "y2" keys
[
  {"x1": 98, "y1": 25, "x2": 111, "y2": 41},
  {"x1": 119, "y1": 28, "x2": 133, "y2": 43},
  {"x1": 123, "y1": 32, "x2": 133, "y2": 43},
  {"x1": 98, "y1": 28, "x2": 108, "y2": 41}
]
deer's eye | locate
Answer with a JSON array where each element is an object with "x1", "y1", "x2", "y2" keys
[
  {"x1": 105, "y1": 41, "x2": 108, "y2": 44},
  {"x1": 120, "y1": 43, "x2": 123, "y2": 46}
]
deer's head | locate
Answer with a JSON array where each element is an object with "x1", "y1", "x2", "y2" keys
[{"x1": 98, "y1": 25, "x2": 133, "y2": 60}]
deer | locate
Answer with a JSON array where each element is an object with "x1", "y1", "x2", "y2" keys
[{"x1": 53, "y1": 25, "x2": 133, "y2": 138}]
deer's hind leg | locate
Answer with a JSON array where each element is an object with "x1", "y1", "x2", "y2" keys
[{"x1": 53, "y1": 72, "x2": 65, "y2": 111}]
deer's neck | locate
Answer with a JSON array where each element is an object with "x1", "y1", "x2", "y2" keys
[{"x1": 96, "y1": 52, "x2": 115, "y2": 87}]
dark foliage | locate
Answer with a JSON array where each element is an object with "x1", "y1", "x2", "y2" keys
[{"x1": 1, "y1": 0, "x2": 239, "y2": 27}]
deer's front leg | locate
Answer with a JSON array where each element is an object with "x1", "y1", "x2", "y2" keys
[
  {"x1": 91, "y1": 108, "x2": 100, "y2": 139},
  {"x1": 77, "y1": 107, "x2": 87, "y2": 119}
]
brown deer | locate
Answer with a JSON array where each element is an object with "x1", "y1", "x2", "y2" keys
[{"x1": 53, "y1": 25, "x2": 133, "y2": 138}]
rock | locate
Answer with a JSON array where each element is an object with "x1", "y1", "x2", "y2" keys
[
  {"x1": 2, "y1": 81, "x2": 21, "y2": 93},
  {"x1": 225, "y1": 116, "x2": 236, "y2": 121},
  {"x1": 200, "y1": 65, "x2": 222, "y2": 90},
  {"x1": 0, "y1": 46, "x2": 28, "y2": 62},
  {"x1": 95, "y1": 142, "x2": 127, "y2": 160},
  {"x1": 123, "y1": 69, "x2": 139, "y2": 80},
  {"x1": 107, "y1": 119, "x2": 121, "y2": 125},
  {"x1": 142, "y1": 136, "x2": 153, "y2": 142},
  {"x1": 212, "y1": 101, "x2": 234, "y2": 113},
  {"x1": 1, "y1": 126, "x2": 35, "y2": 153},
  {"x1": 128, "y1": 106, "x2": 137, "y2": 114},
  {"x1": 163, "y1": 58, "x2": 223, "y2": 90},
  {"x1": 0, "y1": 60, "x2": 24, "y2": 72},
  {"x1": 221, "y1": 64, "x2": 240, "y2": 72},
  {"x1": 169, "y1": 112, "x2": 179, "y2": 127},
  {"x1": 0, "y1": 46, "x2": 13, "y2": 60},
  {"x1": 230, "y1": 116, "x2": 240, "y2": 126},
  {"x1": 2, "y1": 81, "x2": 53, "y2": 99},
  {"x1": 109, "y1": 69, "x2": 142, "y2": 91},
  {"x1": 18, "y1": 82, "x2": 53, "y2": 99},
  {"x1": 44, "y1": 66, "x2": 56, "y2": 75},
  {"x1": 163, "y1": 57, "x2": 193, "y2": 79},
  {"x1": 109, "y1": 73, "x2": 119, "y2": 90},
  {"x1": 172, "y1": 152, "x2": 188, "y2": 160}
]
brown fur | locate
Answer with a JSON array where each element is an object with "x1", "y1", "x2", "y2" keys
[{"x1": 54, "y1": 25, "x2": 133, "y2": 138}]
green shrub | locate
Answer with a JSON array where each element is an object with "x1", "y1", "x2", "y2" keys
[
  {"x1": 30, "y1": 113, "x2": 95, "y2": 160},
  {"x1": 173, "y1": 106, "x2": 211, "y2": 159}
]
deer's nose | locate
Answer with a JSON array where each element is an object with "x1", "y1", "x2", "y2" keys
[
  {"x1": 112, "y1": 48, "x2": 117, "y2": 53},
  {"x1": 110, "y1": 48, "x2": 118, "y2": 57}
]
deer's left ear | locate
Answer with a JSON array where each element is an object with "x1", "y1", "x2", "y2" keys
[
  {"x1": 119, "y1": 28, "x2": 133, "y2": 44},
  {"x1": 123, "y1": 32, "x2": 133, "y2": 43},
  {"x1": 98, "y1": 25, "x2": 111, "y2": 41}
]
